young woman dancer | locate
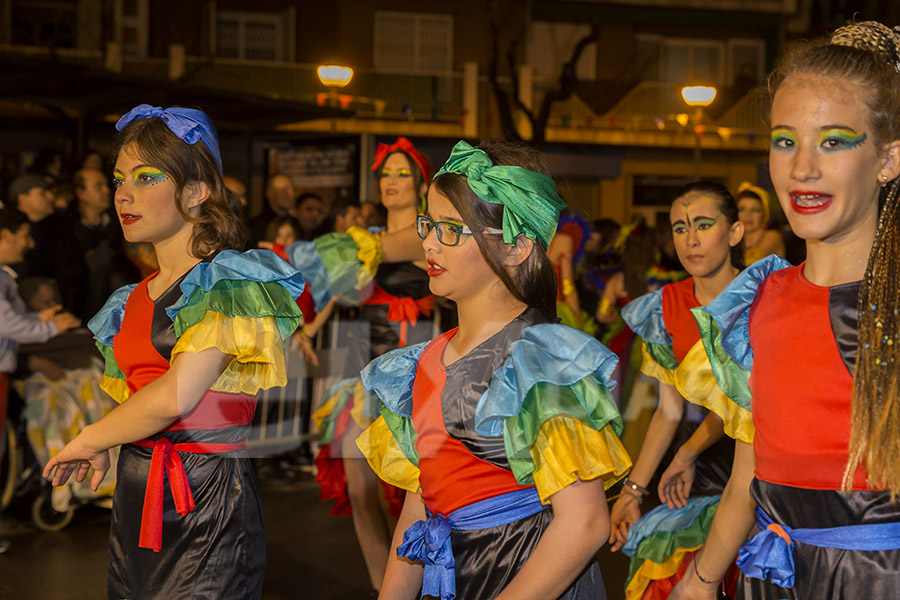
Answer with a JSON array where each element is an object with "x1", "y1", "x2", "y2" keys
[
  {"x1": 43, "y1": 104, "x2": 306, "y2": 599},
  {"x1": 293, "y1": 137, "x2": 435, "y2": 593},
  {"x1": 609, "y1": 181, "x2": 744, "y2": 599},
  {"x1": 357, "y1": 140, "x2": 632, "y2": 599},
  {"x1": 672, "y1": 21, "x2": 900, "y2": 599},
  {"x1": 734, "y1": 183, "x2": 784, "y2": 265}
]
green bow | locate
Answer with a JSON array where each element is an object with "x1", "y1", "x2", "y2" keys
[{"x1": 434, "y1": 141, "x2": 565, "y2": 249}]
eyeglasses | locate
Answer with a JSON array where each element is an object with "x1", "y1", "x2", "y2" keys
[{"x1": 416, "y1": 214, "x2": 503, "y2": 247}]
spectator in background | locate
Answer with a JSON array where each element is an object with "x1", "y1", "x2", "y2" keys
[
  {"x1": 329, "y1": 197, "x2": 364, "y2": 234},
  {"x1": 360, "y1": 200, "x2": 387, "y2": 231},
  {"x1": 295, "y1": 192, "x2": 327, "y2": 240},
  {"x1": 28, "y1": 148, "x2": 64, "y2": 185},
  {"x1": 248, "y1": 173, "x2": 296, "y2": 243},
  {"x1": 264, "y1": 215, "x2": 301, "y2": 248},
  {"x1": 7, "y1": 174, "x2": 57, "y2": 280}
]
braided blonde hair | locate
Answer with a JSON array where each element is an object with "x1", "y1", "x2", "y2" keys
[{"x1": 770, "y1": 21, "x2": 900, "y2": 497}]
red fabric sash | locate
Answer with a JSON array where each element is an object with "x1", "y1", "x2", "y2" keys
[
  {"x1": 365, "y1": 285, "x2": 434, "y2": 348},
  {"x1": 131, "y1": 437, "x2": 245, "y2": 552}
]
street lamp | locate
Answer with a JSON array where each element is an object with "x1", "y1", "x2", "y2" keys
[
  {"x1": 681, "y1": 85, "x2": 717, "y2": 178},
  {"x1": 317, "y1": 65, "x2": 354, "y2": 108}
]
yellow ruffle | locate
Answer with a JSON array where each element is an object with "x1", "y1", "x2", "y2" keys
[
  {"x1": 100, "y1": 374, "x2": 130, "y2": 404},
  {"x1": 640, "y1": 342, "x2": 677, "y2": 385},
  {"x1": 530, "y1": 416, "x2": 632, "y2": 504},
  {"x1": 348, "y1": 381, "x2": 374, "y2": 431},
  {"x1": 345, "y1": 226, "x2": 383, "y2": 289},
  {"x1": 624, "y1": 545, "x2": 702, "y2": 600},
  {"x1": 311, "y1": 380, "x2": 356, "y2": 431},
  {"x1": 170, "y1": 310, "x2": 287, "y2": 395},
  {"x1": 356, "y1": 416, "x2": 421, "y2": 494},
  {"x1": 675, "y1": 341, "x2": 754, "y2": 443}
]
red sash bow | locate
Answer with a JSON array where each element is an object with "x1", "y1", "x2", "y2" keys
[
  {"x1": 365, "y1": 286, "x2": 434, "y2": 348},
  {"x1": 132, "y1": 437, "x2": 245, "y2": 552}
]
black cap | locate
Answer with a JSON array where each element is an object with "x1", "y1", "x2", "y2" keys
[{"x1": 8, "y1": 174, "x2": 51, "y2": 205}]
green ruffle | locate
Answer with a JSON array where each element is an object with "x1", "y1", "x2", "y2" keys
[
  {"x1": 96, "y1": 342, "x2": 125, "y2": 383},
  {"x1": 173, "y1": 278, "x2": 303, "y2": 341},
  {"x1": 380, "y1": 405, "x2": 420, "y2": 468},
  {"x1": 625, "y1": 500, "x2": 718, "y2": 584},
  {"x1": 315, "y1": 233, "x2": 365, "y2": 304},
  {"x1": 644, "y1": 341, "x2": 679, "y2": 371},
  {"x1": 503, "y1": 376, "x2": 622, "y2": 484},
  {"x1": 318, "y1": 386, "x2": 355, "y2": 445},
  {"x1": 693, "y1": 309, "x2": 751, "y2": 412}
]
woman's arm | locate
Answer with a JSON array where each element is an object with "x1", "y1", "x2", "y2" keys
[
  {"x1": 494, "y1": 477, "x2": 609, "y2": 600},
  {"x1": 43, "y1": 347, "x2": 232, "y2": 490},
  {"x1": 549, "y1": 234, "x2": 581, "y2": 315},
  {"x1": 670, "y1": 439, "x2": 756, "y2": 600},
  {"x1": 595, "y1": 272, "x2": 624, "y2": 324},
  {"x1": 658, "y1": 412, "x2": 726, "y2": 509},
  {"x1": 610, "y1": 382, "x2": 684, "y2": 551},
  {"x1": 379, "y1": 491, "x2": 426, "y2": 600},
  {"x1": 381, "y1": 227, "x2": 426, "y2": 264}
]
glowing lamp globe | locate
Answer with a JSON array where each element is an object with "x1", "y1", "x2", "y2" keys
[
  {"x1": 681, "y1": 86, "x2": 717, "y2": 107},
  {"x1": 317, "y1": 65, "x2": 354, "y2": 88}
]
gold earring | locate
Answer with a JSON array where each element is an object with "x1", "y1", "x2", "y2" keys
[{"x1": 880, "y1": 174, "x2": 889, "y2": 188}]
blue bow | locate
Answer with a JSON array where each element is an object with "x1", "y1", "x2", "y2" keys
[
  {"x1": 397, "y1": 514, "x2": 456, "y2": 600},
  {"x1": 116, "y1": 104, "x2": 223, "y2": 171},
  {"x1": 737, "y1": 508, "x2": 796, "y2": 588}
]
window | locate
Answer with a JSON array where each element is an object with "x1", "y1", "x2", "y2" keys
[
  {"x1": 662, "y1": 39, "x2": 724, "y2": 85},
  {"x1": 11, "y1": 0, "x2": 77, "y2": 48},
  {"x1": 115, "y1": 0, "x2": 149, "y2": 58},
  {"x1": 216, "y1": 10, "x2": 284, "y2": 61},
  {"x1": 374, "y1": 11, "x2": 453, "y2": 72},
  {"x1": 727, "y1": 39, "x2": 765, "y2": 88}
]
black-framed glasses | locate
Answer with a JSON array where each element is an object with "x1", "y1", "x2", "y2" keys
[{"x1": 416, "y1": 215, "x2": 503, "y2": 246}]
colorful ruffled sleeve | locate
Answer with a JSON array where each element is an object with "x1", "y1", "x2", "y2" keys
[
  {"x1": 689, "y1": 255, "x2": 790, "y2": 443},
  {"x1": 88, "y1": 283, "x2": 138, "y2": 403},
  {"x1": 621, "y1": 289, "x2": 678, "y2": 385},
  {"x1": 474, "y1": 324, "x2": 632, "y2": 503},
  {"x1": 286, "y1": 225, "x2": 383, "y2": 308},
  {"x1": 357, "y1": 343, "x2": 429, "y2": 494},
  {"x1": 167, "y1": 249, "x2": 306, "y2": 395}
]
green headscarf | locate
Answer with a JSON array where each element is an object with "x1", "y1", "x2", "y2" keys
[{"x1": 434, "y1": 141, "x2": 565, "y2": 249}]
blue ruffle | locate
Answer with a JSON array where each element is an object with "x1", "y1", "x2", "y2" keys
[
  {"x1": 621, "y1": 495, "x2": 720, "y2": 557},
  {"x1": 88, "y1": 283, "x2": 137, "y2": 346},
  {"x1": 360, "y1": 342, "x2": 429, "y2": 418},
  {"x1": 474, "y1": 324, "x2": 618, "y2": 436},
  {"x1": 286, "y1": 241, "x2": 332, "y2": 311},
  {"x1": 621, "y1": 289, "x2": 670, "y2": 345},
  {"x1": 692, "y1": 255, "x2": 789, "y2": 370},
  {"x1": 165, "y1": 249, "x2": 306, "y2": 320}
]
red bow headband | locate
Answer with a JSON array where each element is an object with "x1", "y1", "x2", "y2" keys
[{"x1": 371, "y1": 137, "x2": 431, "y2": 184}]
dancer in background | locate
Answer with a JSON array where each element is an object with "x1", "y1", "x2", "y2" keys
[
  {"x1": 358, "y1": 140, "x2": 631, "y2": 599},
  {"x1": 43, "y1": 104, "x2": 305, "y2": 600},
  {"x1": 673, "y1": 21, "x2": 900, "y2": 599},
  {"x1": 609, "y1": 181, "x2": 743, "y2": 599},
  {"x1": 734, "y1": 182, "x2": 784, "y2": 264}
]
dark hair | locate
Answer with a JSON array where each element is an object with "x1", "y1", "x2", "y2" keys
[
  {"x1": 768, "y1": 24, "x2": 900, "y2": 495},
  {"x1": 330, "y1": 196, "x2": 361, "y2": 219},
  {"x1": 374, "y1": 151, "x2": 427, "y2": 207},
  {"x1": 431, "y1": 140, "x2": 560, "y2": 320},
  {"x1": 672, "y1": 180, "x2": 745, "y2": 270},
  {"x1": 297, "y1": 192, "x2": 323, "y2": 208},
  {"x1": 114, "y1": 116, "x2": 247, "y2": 257},
  {"x1": 0, "y1": 208, "x2": 30, "y2": 235},
  {"x1": 622, "y1": 221, "x2": 657, "y2": 298},
  {"x1": 264, "y1": 215, "x2": 301, "y2": 243}
]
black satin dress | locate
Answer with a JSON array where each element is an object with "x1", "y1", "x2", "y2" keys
[{"x1": 106, "y1": 272, "x2": 265, "y2": 600}]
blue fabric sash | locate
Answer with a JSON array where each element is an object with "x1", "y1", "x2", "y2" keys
[
  {"x1": 397, "y1": 487, "x2": 546, "y2": 600},
  {"x1": 737, "y1": 506, "x2": 900, "y2": 588}
]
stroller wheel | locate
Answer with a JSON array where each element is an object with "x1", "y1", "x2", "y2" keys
[
  {"x1": 1, "y1": 421, "x2": 17, "y2": 510},
  {"x1": 31, "y1": 494, "x2": 74, "y2": 532}
]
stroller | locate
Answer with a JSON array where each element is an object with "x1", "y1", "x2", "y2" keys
[{"x1": 1, "y1": 332, "x2": 118, "y2": 531}]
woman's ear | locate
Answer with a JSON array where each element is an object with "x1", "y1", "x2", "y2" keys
[
  {"x1": 503, "y1": 235, "x2": 535, "y2": 267},
  {"x1": 182, "y1": 181, "x2": 211, "y2": 211},
  {"x1": 729, "y1": 220, "x2": 745, "y2": 247},
  {"x1": 879, "y1": 139, "x2": 900, "y2": 183}
]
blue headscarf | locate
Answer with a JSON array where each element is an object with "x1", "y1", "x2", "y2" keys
[{"x1": 116, "y1": 104, "x2": 223, "y2": 172}]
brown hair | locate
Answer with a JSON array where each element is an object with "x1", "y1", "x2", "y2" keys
[
  {"x1": 673, "y1": 180, "x2": 745, "y2": 270},
  {"x1": 114, "y1": 117, "x2": 247, "y2": 257},
  {"x1": 431, "y1": 140, "x2": 560, "y2": 320},
  {"x1": 769, "y1": 22, "x2": 900, "y2": 496}
]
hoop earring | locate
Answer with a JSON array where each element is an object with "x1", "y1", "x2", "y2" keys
[{"x1": 419, "y1": 194, "x2": 427, "y2": 213}]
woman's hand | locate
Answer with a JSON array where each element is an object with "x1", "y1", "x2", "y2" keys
[
  {"x1": 609, "y1": 492, "x2": 641, "y2": 552},
  {"x1": 291, "y1": 331, "x2": 320, "y2": 367},
  {"x1": 668, "y1": 562, "x2": 721, "y2": 600},
  {"x1": 42, "y1": 431, "x2": 110, "y2": 491},
  {"x1": 658, "y1": 451, "x2": 696, "y2": 509}
]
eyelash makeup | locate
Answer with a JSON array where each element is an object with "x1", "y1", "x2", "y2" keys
[
  {"x1": 818, "y1": 128, "x2": 867, "y2": 151},
  {"x1": 770, "y1": 128, "x2": 797, "y2": 150},
  {"x1": 133, "y1": 168, "x2": 167, "y2": 185}
]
